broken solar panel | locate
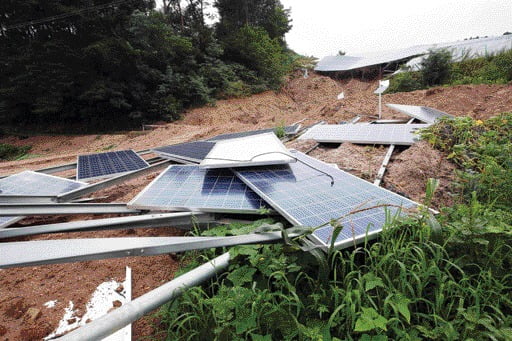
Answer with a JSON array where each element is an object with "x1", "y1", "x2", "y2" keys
[
  {"x1": 152, "y1": 141, "x2": 216, "y2": 163},
  {"x1": 128, "y1": 165, "x2": 269, "y2": 214},
  {"x1": 200, "y1": 133, "x2": 295, "y2": 169},
  {"x1": 234, "y1": 150, "x2": 418, "y2": 250},
  {"x1": 386, "y1": 104, "x2": 453, "y2": 124},
  {"x1": 298, "y1": 123, "x2": 430, "y2": 145},
  {"x1": 0, "y1": 171, "x2": 86, "y2": 197},
  {"x1": 77, "y1": 149, "x2": 149, "y2": 181},
  {"x1": 206, "y1": 124, "x2": 301, "y2": 141}
]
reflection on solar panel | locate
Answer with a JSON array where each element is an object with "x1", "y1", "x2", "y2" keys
[
  {"x1": 234, "y1": 150, "x2": 417, "y2": 250},
  {"x1": 0, "y1": 171, "x2": 86, "y2": 197},
  {"x1": 77, "y1": 150, "x2": 149, "y2": 181},
  {"x1": 386, "y1": 104, "x2": 452, "y2": 124},
  {"x1": 200, "y1": 133, "x2": 295, "y2": 169},
  {"x1": 298, "y1": 124, "x2": 430, "y2": 145},
  {"x1": 128, "y1": 165, "x2": 269, "y2": 214},
  {"x1": 0, "y1": 172, "x2": 86, "y2": 226},
  {"x1": 0, "y1": 216, "x2": 22, "y2": 228},
  {"x1": 206, "y1": 124, "x2": 301, "y2": 141},
  {"x1": 152, "y1": 141, "x2": 216, "y2": 163}
]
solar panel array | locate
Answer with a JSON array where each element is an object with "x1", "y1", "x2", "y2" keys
[
  {"x1": 200, "y1": 133, "x2": 295, "y2": 169},
  {"x1": 152, "y1": 141, "x2": 216, "y2": 163},
  {"x1": 77, "y1": 150, "x2": 149, "y2": 181},
  {"x1": 234, "y1": 150, "x2": 417, "y2": 250},
  {"x1": 206, "y1": 124, "x2": 301, "y2": 141},
  {"x1": 386, "y1": 104, "x2": 452, "y2": 124},
  {"x1": 298, "y1": 123, "x2": 430, "y2": 145},
  {"x1": 0, "y1": 171, "x2": 86, "y2": 196},
  {"x1": 128, "y1": 165, "x2": 270, "y2": 214}
]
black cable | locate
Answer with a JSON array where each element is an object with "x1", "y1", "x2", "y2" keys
[
  {"x1": 203, "y1": 151, "x2": 335, "y2": 186},
  {"x1": 3, "y1": 0, "x2": 135, "y2": 31}
]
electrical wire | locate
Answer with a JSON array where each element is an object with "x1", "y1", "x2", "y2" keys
[
  {"x1": 2, "y1": 0, "x2": 135, "y2": 31},
  {"x1": 203, "y1": 151, "x2": 335, "y2": 186}
]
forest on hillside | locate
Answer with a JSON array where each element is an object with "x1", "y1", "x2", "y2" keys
[{"x1": 0, "y1": 0, "x2": 293, "y2": 132}]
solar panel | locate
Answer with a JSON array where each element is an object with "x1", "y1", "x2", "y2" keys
[
  {"x1": 234, "y1": 150, "x2": 418, "y2": 250},
  {"x1": 200, "y1": 133, "x2": 295, "y2": 169},
  {"x1": 298, "y1": 123, "x2": 430, "y2": 145},
  {"x1": 0, "y1": 171, "x2": 87, "y2": 197},
  {"x1": 206, "y1": 124, "x2": 301, "y2": 141},
  {"x1": 0, "y1": 216, "x2": 23, "y2": 229},
  {"x1": 128, "y1": 165, "x2": 270, "y2": 214},
  {"x1": 0, "y1": 172, "x2": 86, "y2": 226},
  {"x1": 77, "y1": 150, "x2": 149, "y2": 181},
  {"x1": 152, "y1": 141, "x2": 216, "y2": 163},
  {"x1": 386, "y1": 104, "x2": 453, "y2": 124}
]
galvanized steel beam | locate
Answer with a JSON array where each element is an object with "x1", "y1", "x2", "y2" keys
[
  {"x1": 58, "y1": 252, "x2": 231, "y2": 341},
  {"x1": 0, "y1": 203, "x2": 141, "y2": 216}
]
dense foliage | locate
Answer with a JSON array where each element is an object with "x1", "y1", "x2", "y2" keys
[
  {"x1": 0, "y1": 143, "x2": 31, "y2": 161},
  {"x1": 388, "y1": 49, "x2": 512, "y2": 93},
  {"x1": 0, "y1": 0, "x2": 292, "y2": 132},
  {"x1": 158, "y1": 115, "x2": 512, "y2": 340}
]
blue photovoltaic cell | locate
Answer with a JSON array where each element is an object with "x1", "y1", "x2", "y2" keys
[
  {"x1": 234, "y1": 150, "x2": 418, "y2": 250},
  {"x1": 206, "y1": 124, "x2": 301, "y2": 141},
  {"x1": 77, "y1": 150, "x2": 149, "y2": 181},
  {"x1": 0, "y1": 171, "x2": 86, "y2": 196},
  {"x1": 152, "y1": 141, "x2": 216, "y2": 163},
  {"x1": 128, "y1": 165, "x2": 269, "y2": 214}
]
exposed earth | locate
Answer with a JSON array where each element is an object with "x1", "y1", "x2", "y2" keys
[{"x1": 1, "y1": 72, "x2": 511, "y2": 340}]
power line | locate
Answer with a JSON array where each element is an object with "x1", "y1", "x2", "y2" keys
[{"x1": 2, "y1": 0, "x2": 136, "y2": 31}]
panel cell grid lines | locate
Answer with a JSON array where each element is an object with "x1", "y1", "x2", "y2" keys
[
  {"x1": 206, "y1": 124, "x2": 301, "y2": 141},
  {"x1": 386, "y1": 104, "x2": 452, "y2": 124},
  {"x1": 152, "y1": 141, "x2": 216, "y2": 163},
  {"x1": 77, "y1": 149, "x2": 149, "y2": 181},
  {"x1": 0, "y1": 171, "x2": 86, "y2": 197},
  {"x1": 234, "y1": 150, "x2": 418, "y2": 250},
  {"x1": 298, "y1": 123, "x2": 430, "y2": 145},
  {"x1": 128, "y1": 165, "x2": 269, "y2": 214}
]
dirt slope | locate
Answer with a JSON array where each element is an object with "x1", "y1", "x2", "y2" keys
[{"x1": 0, "y1": 73, "x2": 511, "y2": 340}]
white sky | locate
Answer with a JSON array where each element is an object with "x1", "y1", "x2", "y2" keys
[
  {"x1": 155, "y1": 0, "x2": 512, "y2": 58},
  {"x1": 280, "y1": 0, "x2": 512, "y2": 57}
]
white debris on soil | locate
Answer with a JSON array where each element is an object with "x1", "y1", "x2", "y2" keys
[
  {"x1": 43, "y1": 300, "x2": 57, "y2": 308},
  {"x1": 45, "y1": 279, "x2": 128, "y2": 340}
]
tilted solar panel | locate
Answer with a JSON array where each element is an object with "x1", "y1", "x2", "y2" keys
[
  {"x1": 386, "y1": 104, "x2": 452, "y2": 124},
  {"x1": 200, "y1": 133, "x2": 295, "y2": 169},
  {"x1": 0, "y1": 171, "x2": 86, "y2": 227},
  {"x1": 0, "y1": 171, "x2": 86, "y2": 196},
  {"x1": 298, "y1": 123, "x2": 430, "y2": 145},
  {"x1": 128, "y1": 165, "x2": 270, "y2": 214},
  {"x1": 152, "y1": 141, "x2": 216, "y2": 163},
  {"x1": 0, "y1": 216, "x2": 23, "y2": 229},
  {"x1": 206, "y1": 124, "x2": 301, "y2": 141},
  {"x1": 77, "y1": 149, "x2": 149, "y2": 181},
  {"x1": 234, "y1": 150, "x2": 418, "y2": 250}
]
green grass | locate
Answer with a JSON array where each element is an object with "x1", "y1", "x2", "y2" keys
[
  {"x1": 0, "y1": 143, "x2": 32, "y2": 161},
  {"x1": 155, "y1": 114, "x2": 512, "y2": 340}
]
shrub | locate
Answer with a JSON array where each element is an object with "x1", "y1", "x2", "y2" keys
[
  {"x1": 421, "y1": 49, "x2": 453, "y2": 86},
  {"x1": 0, "y1": 144, "x2": 31, "y2": 161},
  {"x1": 387, "y1": 71, "x2": 424, "y2": 93}
]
